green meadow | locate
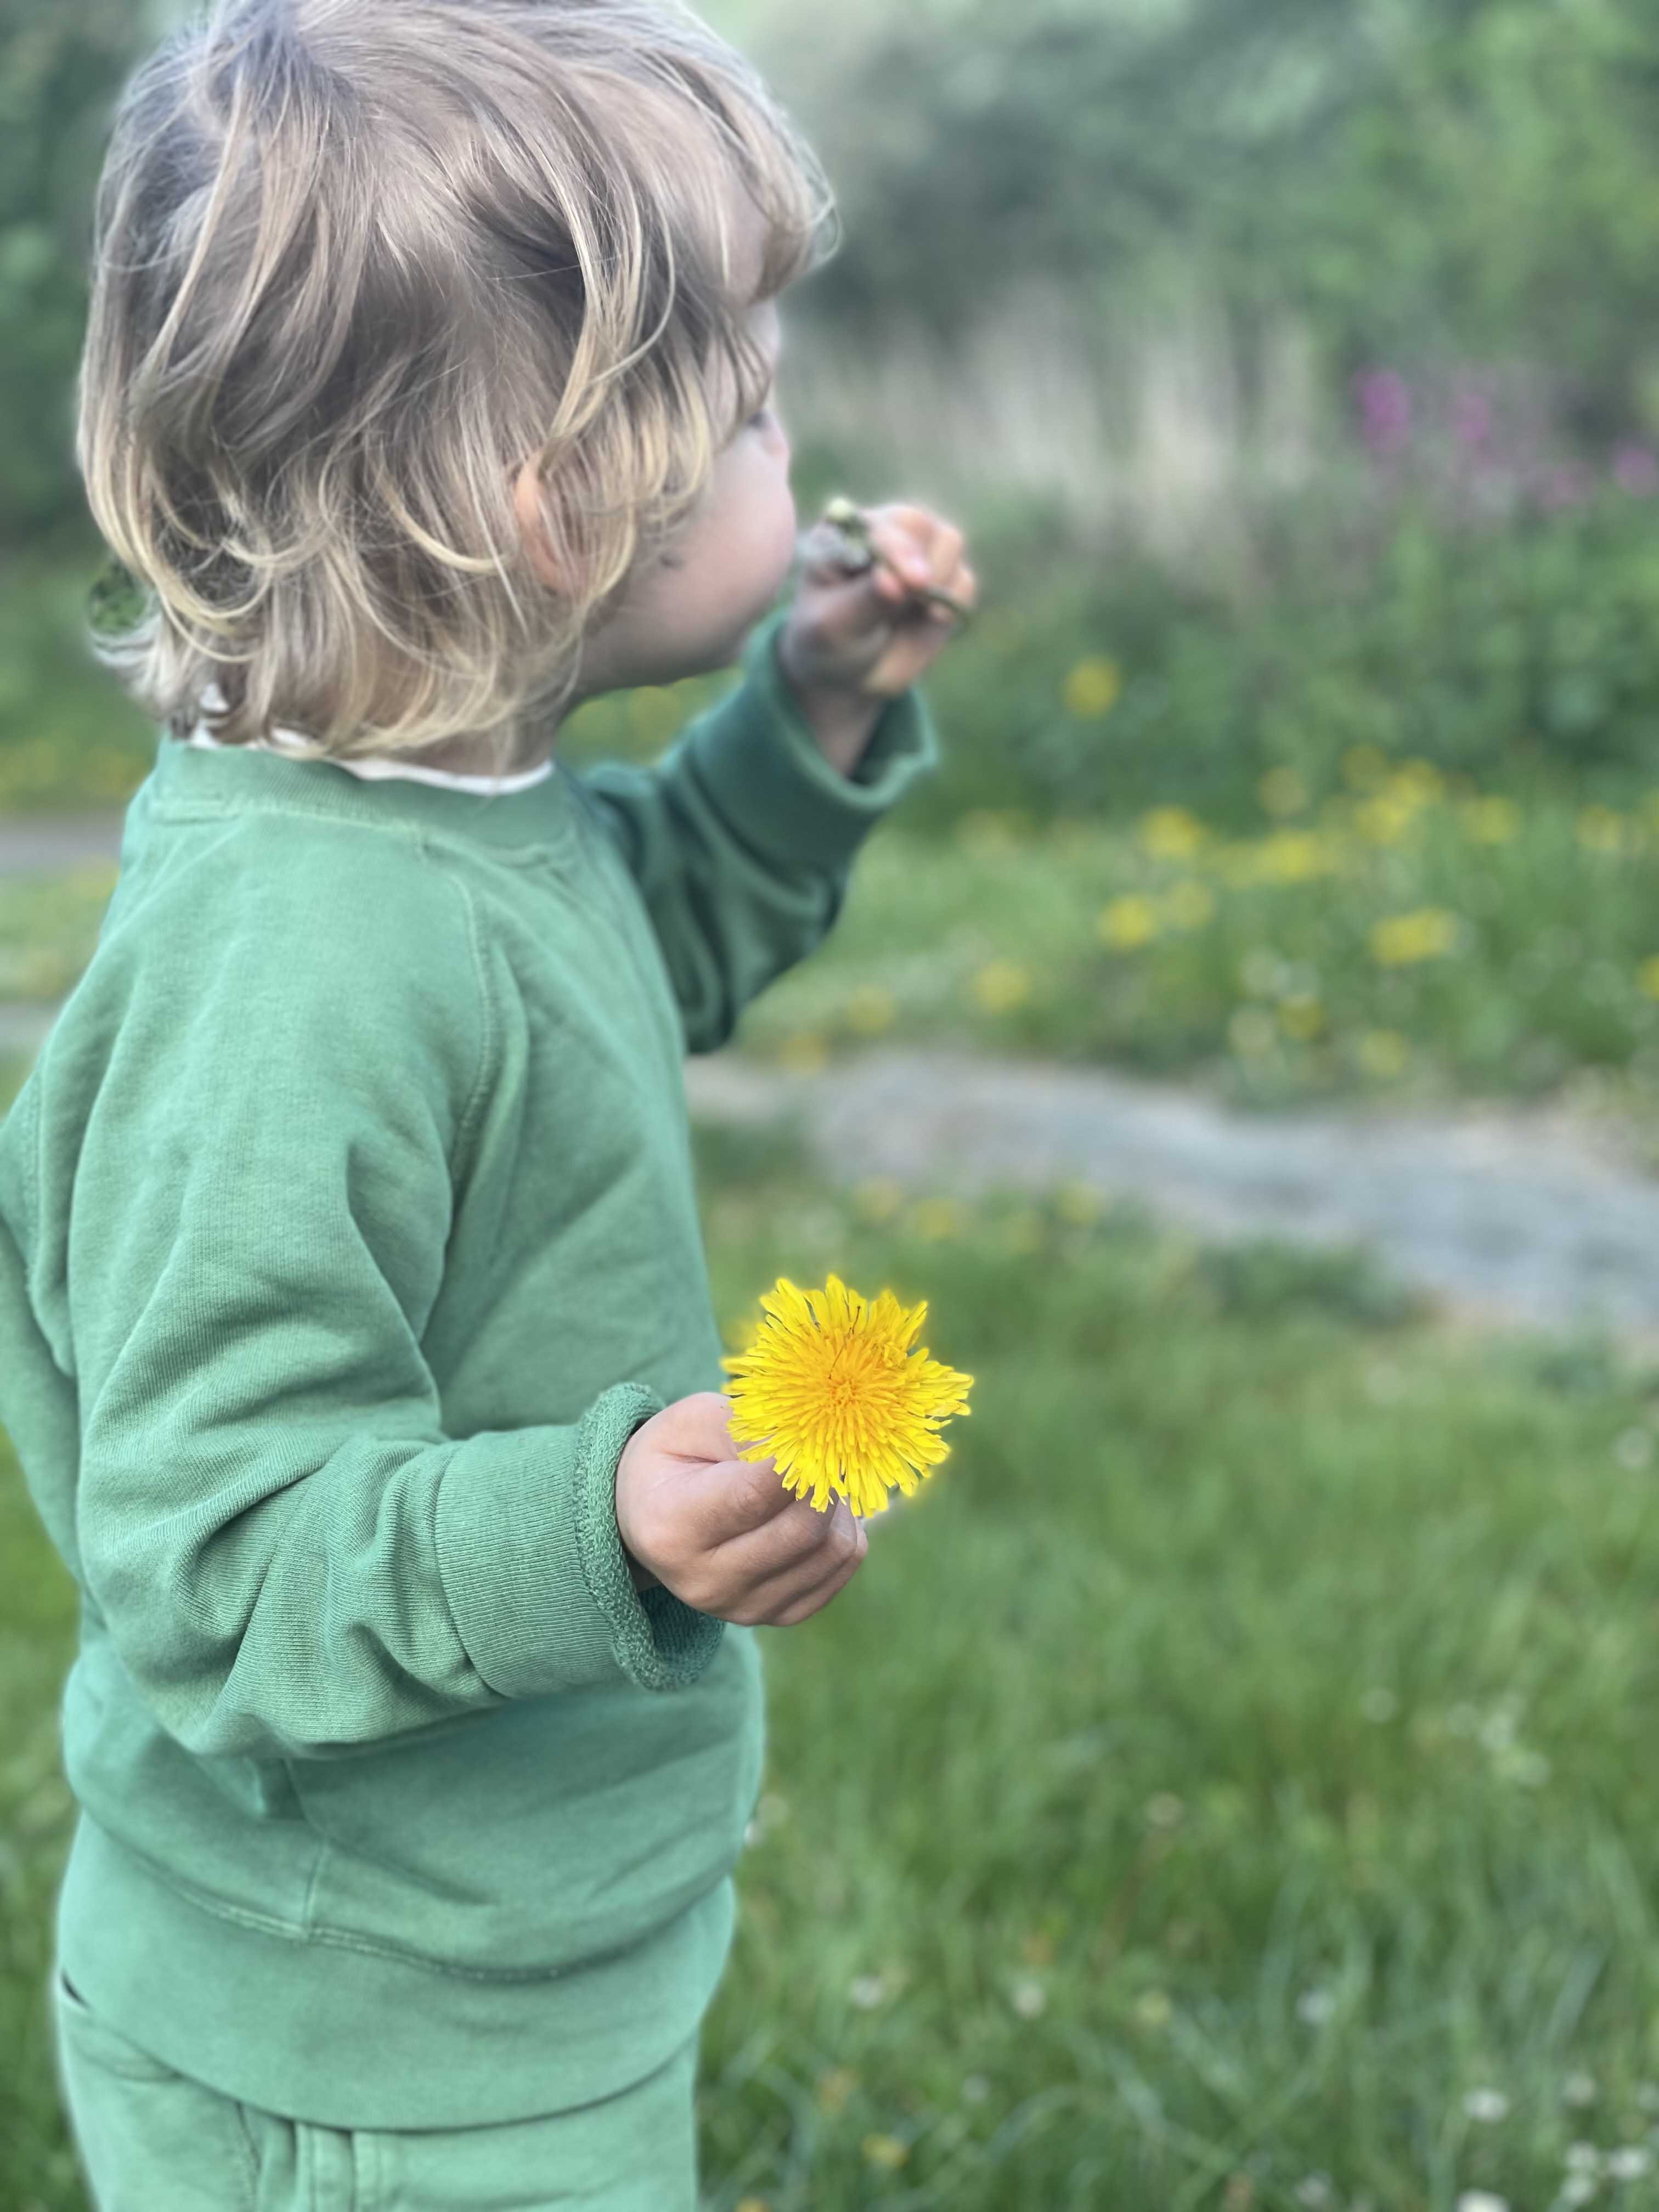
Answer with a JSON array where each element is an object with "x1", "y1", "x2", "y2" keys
[{"x1": 6, "y1": 1053, "x2": 1659, "y2": 2210}]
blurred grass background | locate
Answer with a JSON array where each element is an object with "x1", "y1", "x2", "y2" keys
[{"x1": 9, "y1": 2, "x2": 1659, "y2": 2207}]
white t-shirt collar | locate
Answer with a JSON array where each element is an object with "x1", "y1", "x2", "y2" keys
[{"x1": 183, "y1": 685, "x2": 556, "y2": 797}]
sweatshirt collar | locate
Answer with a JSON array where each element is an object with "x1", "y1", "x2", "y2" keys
[{"x1": 146, "y1": 726, "x2": 584, "y2": 855}]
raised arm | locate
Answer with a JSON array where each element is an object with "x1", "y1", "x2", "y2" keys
[{"x1": 577, "y1": 606, "x2": 940, "y2": 1056}]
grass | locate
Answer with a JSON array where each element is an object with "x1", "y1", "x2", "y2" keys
[
  {"x1": 727, "y1": 776, "x2": 1659, "y2": 1116},
  {"x1": 7, "y1": 1056, "x2": 1659, "y2": 2209},
  {"x1": 17, "y1": 765, "x2": 1659, "y2": 1131}
]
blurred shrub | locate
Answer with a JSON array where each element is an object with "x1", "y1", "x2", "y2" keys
[
  {"x1": 0, "y1": 4, "x2": 158, "y2": 552},
  {"x1": 773, "y1": 0, "x2": 1659, "y2": 437},
  {"x1": 902, "y1": 490, "x2": 1659, "y2": 836}
]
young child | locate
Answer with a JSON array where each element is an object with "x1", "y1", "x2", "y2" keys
[{"x1": 0, "y1": 1, "x2": 977, "y2": 2204}]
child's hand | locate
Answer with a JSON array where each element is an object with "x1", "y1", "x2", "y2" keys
[
  {"x1": 780, "y1": 501, "x2": 978, "y2": 703},
  {"x1": 614, "y1": 1392, "x2": 868, "y2": 1627}
]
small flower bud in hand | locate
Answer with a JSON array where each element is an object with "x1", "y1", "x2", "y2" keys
[
  {"x1": 614, "y1": 1392, "x2": 869, "y2": 1628},
  {"x1": 780, "y1": 500, "x2": 979, "y2": 703}
]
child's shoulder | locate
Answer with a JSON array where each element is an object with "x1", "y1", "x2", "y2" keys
[{"x1": 86, "y1": 802, "x2": 488, "y2": 1081}]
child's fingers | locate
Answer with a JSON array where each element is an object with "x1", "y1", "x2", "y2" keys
[
  {"x1": 864, "y1": 507, "x2": 964, "y2": 589},
  {"x1": 713, "y1": 1502, "x2": 868, "y2": 1625},
  {"x1": 709, "y1": 1486, "x2": 862, "y2": 1583}
]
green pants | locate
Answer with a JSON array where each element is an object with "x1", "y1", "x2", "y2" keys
[{"x1": 49, "y1": 1966, "x2": 701, "y2": 2211}]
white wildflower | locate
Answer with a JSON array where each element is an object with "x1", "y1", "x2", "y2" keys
[{"x1": 1464, "y1": 2088, "x2": 1510, "y2": 2123}]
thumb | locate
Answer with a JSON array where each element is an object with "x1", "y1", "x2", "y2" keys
[{"x1": 670, "y1": 1389, "x2": 749, "y2": 1466}]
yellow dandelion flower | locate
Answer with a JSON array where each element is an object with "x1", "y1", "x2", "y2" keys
[
  {"x1": 1256, "y1": 830, "x2": 1343, "y2": 884},
  {"x1": 843, "y1": 984, "x2": 898, "y2": 1035},
  {"x1": 1138, "y1": 805, "x2": 1206, "y2": 860},
  {"x1": 909, "y1": 1197, "x2": 968, "y2": 1243},
  {"x1": 1369, "y1": 909, "x2": 1460, "y2": 966},
  {"x1": 817, "y1": 2068, "x2": 860, "y2": 2114},
  {"x1": 970, "y1": 958, "x2": 1034, "y2": 1013},
  {"x1": 862, "y1": 2136, "x2": 911, "y2": 2172},
  {"x1": 1638, "y1": 956, "x2": 1659, "y2": 1002},
  {"x1": 66, "y1": 860, "x2": 120, "y2": 898},
  {"x1": 1353, "y1": 792, "x2": 1419, "y2": 846},
  {"x1": 1055, "y1": 1180, "x2": 1106, "y2": 1225},
  {"x1": 1358, "y1": 1029, "x2": 1409, "y2": 1079},
  {"x1": 1459, "y1": 796, "x2": 1520, "y2": 844},
  {"x1": 1342, "y1": 744, "x2": 1390, "y2": 793},
  {"x1": 1002, "y1": 1208, "x2": 1046, "y2": 1254},
  {"x1": 1578, "y1": 804, "x2": 1627, "y2": 855},
  {"x1": 852, "y1": 1177, "x2": 906, "y2": 1224},
  {"x1": 1098, "y1": 895, "x2": 1160, "y2": 949},
  {"x1": 779, "y1": 1031, "x2": 830, "y2": 1073},
  {"x1": 1259, "y1": 766, "x2": 1309, "y2": 818},
  {"x1": 954, "y1": 808, "x2": 1026, "y2": 854},
  {"x1": 720, "y1": 1273, "x2": 974, "y2": 1517},
  {"x1": 1161, "y1": 879, "x2": 1217, "y2": 932},
  {"x1": 1390, "y1": 759, "x2": 1444, "y2": 805},
  {"x1": 1064, "y1": 656, "x2": 1123, "y2": 718}
]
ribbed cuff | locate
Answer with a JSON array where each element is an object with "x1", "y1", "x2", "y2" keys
[
  {"x1": 436, "y1": 1382, "x2": 725, "y2": 1698},
  {"x1": 680, "y1": 607, "x2": 941, "y2": 876}
]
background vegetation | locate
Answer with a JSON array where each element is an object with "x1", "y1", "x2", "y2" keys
[{"x1": 8, "y1": 2, "x2": 1659, "y2": 2207}]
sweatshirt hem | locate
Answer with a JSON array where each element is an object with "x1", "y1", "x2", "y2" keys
[{"x1": 55, "y1": 1813, "x2": 736, "y2": 2130}]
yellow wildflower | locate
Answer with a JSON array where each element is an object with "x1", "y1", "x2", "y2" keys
[
  {"x1": 1459, "y1": 797, "x2": 1520, "y2": 844},
  {"x1": 1161, "y1": 879, "x2": 1217, "y2": 932},
  {"x1": 862, "y1": 2136, "x2": 911, "y2": 2172},
  {"x1": 1354, "y1": 792, "x2": 1420, "y2": 846},
  {"x1": 1342, "y1": 744, "x2": 1390, "y2": 793},
  {"x1": 1256, "y1": 830, "x2": 1344, "y2": 884},
  {"x1": 1358, "y1": 1030, "x2": 1409, "y2": 1079},
  {"x1": 1138, "y1": 805, "x2": 1206, "y2": 861},
  {"x1": 817, "y1": 2068, "x2": 860, "y2": 2114},
  {"x1": 909, "y1": 1197, "x2": 969, "y2": 1243},
  {"x1": 1064, "y1": 656, "x2": 1123, "y2": 718},
  {"x1": 1098, "y1": 895, "x2": 1160, "y2": 949},
  {"x1": 1638, "y1": 957, "x2": 1659, "y2": 1002},
  {"x1": 1369, "y1": 910, "x2": 1460, "y2": 966},
  {"x1": 721, "y1": 1273, "x2": 974, "y2": 1516},
  {"x1": 971, "y1": 958, "x2": 1034, "y2": 1013},
  {"x1": 779, "y1": 1031, "x2": 830, "y2": 1073},
  {"x1": 843, "y1": 985, "x2": 898, "y2": 1035},
  {"x1": 1278, "y1": 996, "x2": 1325, "y2": 1041},
  {"x1": 1055, "y1": 1181, "x2": 1105, "y2": 1225},
  {"x1": 954, "y1": 808, "x2": 1027, "y2": 854},
  {"x1": 1391, "y1": 759, "x2": 1444, "y2": 805},
  {"x1": 851, "y1": 1178, "x2": 905, "y2": 1224},
  {"x1": 66, "y1": 860, "x2": 120, "y2": 898},
  {"x1": 1259, "y1": 766, "x2": 1309, "y2": 817},
  {"x1": 1578, "y1": 805, "x2": 1627, "y2": 855}
]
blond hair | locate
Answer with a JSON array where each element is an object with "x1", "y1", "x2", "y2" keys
[{"x1": 76, "y1": 0, "x2": 835, "y2": 770}]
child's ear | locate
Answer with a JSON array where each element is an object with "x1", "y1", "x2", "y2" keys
[{"x1": 511, "y1": 458, "x2": 567, "y2": 591}]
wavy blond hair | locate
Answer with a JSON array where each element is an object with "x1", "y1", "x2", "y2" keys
[{"x1": 76, "y1": 0, "x2": 835, "y2": 770}]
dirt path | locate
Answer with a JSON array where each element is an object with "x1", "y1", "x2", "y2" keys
[
  {"x1": 9, "y1": 812, "x2": 1659, "y2": 1333},
  {"x1": 685, "y1": 1045, "x2": 1659, "y2": 1334},
  {"x1": 0, "y1": 812, "x2": 126, "y2": 875}
]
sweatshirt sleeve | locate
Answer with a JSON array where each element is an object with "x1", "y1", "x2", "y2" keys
[
  {"x1": 576, "y1": 606, "x2": 941, "y2": 1054},
  {"x1": 60, "y1": 836, "x2": 721, "y2": 1763}
]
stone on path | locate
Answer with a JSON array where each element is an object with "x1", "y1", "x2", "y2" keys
[{"x1": 0, "y1": 812, "x2": 127, "y2": 876}]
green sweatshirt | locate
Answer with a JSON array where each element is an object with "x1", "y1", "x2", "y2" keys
[{"x1": 0, "y1": 609, "x2": 939, "y2": 2129}]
